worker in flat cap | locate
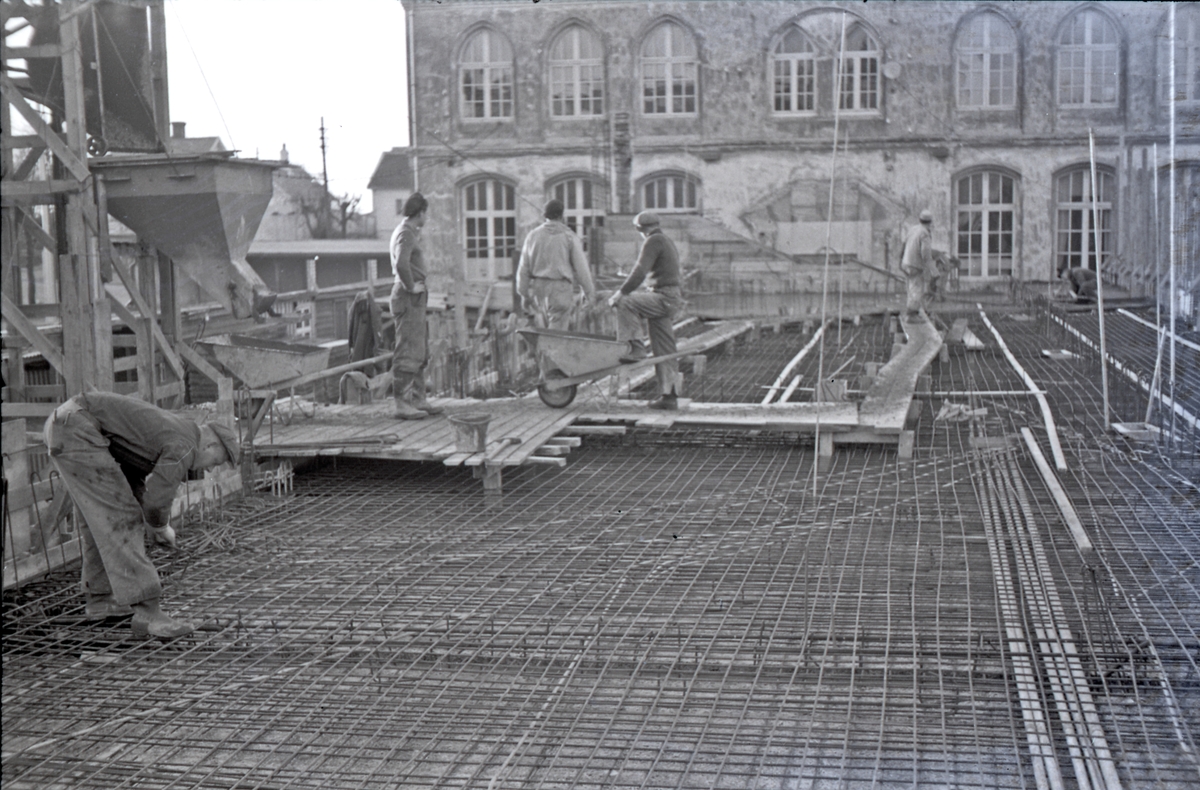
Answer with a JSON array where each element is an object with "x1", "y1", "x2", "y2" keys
[
  {"x1": 44, "y1": 391, "x2": 241, "y2": 638},
  {"x1": 900, "y1": 209, "x2": 935, "y2": 322},
  {"x1": 608, "y1": 211, "x2": 684, "y2": 410},
  {"x1": 516, "y1": 199, "x2": 597, "y2": 330},
  {"x1": 389, "y1": 191, "x2": 443, "y2": 420}
]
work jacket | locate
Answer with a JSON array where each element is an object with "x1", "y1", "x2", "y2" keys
[
  {"x1": 901, "y1": 223, "x2": 933, "y2": 276},
  {"x1": 516, "y1": 220, "x2": 596, "y2": 302},
  {"x1": 389, "y1": 216, "x2": 426, "y2": 292},
  {"x1": 76, "y1": 392, "x2": 205, "y2": 528},
  {"x1": 619, "y1": 228, "x2": 681, "y2": 295}
]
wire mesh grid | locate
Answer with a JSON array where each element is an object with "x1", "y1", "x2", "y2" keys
[{"x1": 4, "y1": 307, "x2": 1198, "y2": 789}]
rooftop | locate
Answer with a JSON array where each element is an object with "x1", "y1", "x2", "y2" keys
[{"x1": 3, "y1": 295, "x2": 1197, "y2": 789}]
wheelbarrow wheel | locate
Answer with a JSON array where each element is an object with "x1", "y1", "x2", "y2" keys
[{"x1": 538, "y1": 381, "x2": 577, "y2": 408}]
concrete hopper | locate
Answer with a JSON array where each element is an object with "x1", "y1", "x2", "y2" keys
[{"x1": 92, "y1": 154, "x2": 278, "y2": 319}]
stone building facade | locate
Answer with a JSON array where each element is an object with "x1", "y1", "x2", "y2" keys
[{"x1": 400, "y1": 0, "x2": 1198, "y2": 309}]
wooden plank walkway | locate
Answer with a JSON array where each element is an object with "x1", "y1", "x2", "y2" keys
[{"x1": 251, "y1": 317, "x2": 942, "y2": 488}]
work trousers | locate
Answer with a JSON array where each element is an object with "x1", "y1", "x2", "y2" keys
[
  {"x1": 526, "y1": 279, "x2": 575, "y2": 331},
  {"x1": 43, "y1": 399, "x2": 162, "y2": 605},
  {"x1": 390, "y1": 288, "x2": 429, "y2": 376},
  {"x1": 904, "y1": 267, "x2": 928, "y2": 315},
  {"x1": 616, "y1": 286, "x2": 683, "y2": 396}
]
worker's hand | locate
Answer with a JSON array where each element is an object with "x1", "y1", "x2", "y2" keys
[
  {"x1": 150, "y1": 524, "x2": 177, "y2": 549},
  {"x1": 411, "y1": 282, "x2": 426, "y2": 295},
  {"x1": 607, "y1": 291, "x2": 623, "y2": 308}
]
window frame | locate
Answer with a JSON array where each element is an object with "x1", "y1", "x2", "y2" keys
[
  {"x1": 839, "y1": 26, "x2": 880, "y2": 114},
  {"x1": 954, "y1": 169, "x2": 1018, "y2": 279},
  {"x1": 638, "y1": 172, "x2": 700, "y2": 214},
  {"x1": 771, "y1": 26, "x2": 817, "y2": 116},
  {"x1": 955, "y1": 12, "x2": 1018, "y2": 110},
  {"x1": 549, "y1": 24, "x2": 605, "y2": 119},
  {"x1": 459, "y1": 28, "x2": 515, "y2": 122},
  {"x1": 461, "y1": 178, "x2": 518, "y2": 282},
  {"x1": 549, "y1": 175, "x2": 607, "y2": 253},
  {"x1": 1053, "y1": 165, "x2": 1116, "y2": 277},
  {"x1": 1161, "y1": 7, "x2": 1200, "y2": 106},
  {"x1": 1056, "y1": 9, "x2": 1120, "y2": 108},
  {"x1": 640, "y1": 20, "x2": 699, "y2": 117}
]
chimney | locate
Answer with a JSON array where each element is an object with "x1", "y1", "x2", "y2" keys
[
  {"x1": 171, "y1": 121, "x2": 186, "y2": 139},
  {"x1": 280, "y1": 143, "x2": 289, "y2": 163}
]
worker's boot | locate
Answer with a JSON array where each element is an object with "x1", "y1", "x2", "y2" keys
[
  {"x1": 409, "y1": 374, "x2": 443, "y2": 415},
  {"x1": 648, "y1": 390, "x2": 678, "y2": 411},
  {"x1": 619, "y1": 339, "x2": 649, "y2": 364},
  {"x1": 84, "y1": 594, "x2": 134, "y2": 621},
  {"x1": 392, "y1": 373, "x2": 427, "y2": 420},
  {"x1": 130, "y1": 599, "x2": 194, "y2": 639}
]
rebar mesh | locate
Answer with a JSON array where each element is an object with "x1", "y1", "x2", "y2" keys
[{"x1": 4, "y1": 306, "x2": 1198, "y2": 790}]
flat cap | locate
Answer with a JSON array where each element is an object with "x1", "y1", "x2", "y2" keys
[
  {"x1": 634, "y1": 210, "x2": 661, "y2": 229},
  {"x1": 919, "y1": 209, "x2": 933, "y2": 223},
  {"x1": 205, "y1": 422, "x2": 241, "y2": 466}
]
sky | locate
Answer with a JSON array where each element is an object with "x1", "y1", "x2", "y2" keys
[{"x1": 165, "y1": 0, "x2": 409, "y2": 213}]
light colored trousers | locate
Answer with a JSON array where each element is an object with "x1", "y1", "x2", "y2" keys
[
  {"x1": 44, "y1": 399, "x2": 162, "y2": 605},
  {"x1": 389, "y1": 288, "x2": 429, "y2": 375},
  {"x1": 616, "y1": 286, "x2": 683, "y2": 396},
  {"x1": 525, "y1": 278, "x2": 575, "y2": 331}
]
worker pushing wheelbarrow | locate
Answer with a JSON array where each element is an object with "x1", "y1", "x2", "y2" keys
[{"x1": 520, "y1": 210, "x2": 686, "y2": 410}]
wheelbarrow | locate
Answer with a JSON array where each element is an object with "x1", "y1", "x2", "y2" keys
[{"x1": 518, "y1": 328, "x2": 694, "y2": 408}]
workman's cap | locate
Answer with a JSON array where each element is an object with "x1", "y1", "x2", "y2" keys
[
  {"x1": 401, "y1": 192, "x2": 428, "y2": 217},
  {"x1": 543, "y1": 199, "x2": 564, "y2": 220},
  {"x1": 205, "y1": 422, "x2": 241, "y2": 466},
  {"x1": 919, "y1": 209, "x2": 934, "y2": 223},
  {"x1": 634, "y1": 211, "x2": 661, "y2": 230}
]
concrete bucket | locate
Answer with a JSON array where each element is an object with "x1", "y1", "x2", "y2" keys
[{"x1": 92, "y1": 154, "x2": 278, "y2": 319}]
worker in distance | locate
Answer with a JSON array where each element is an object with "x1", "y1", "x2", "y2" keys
[{"x1": 44, "y1": 391, "x2": 241, "y2": 638}]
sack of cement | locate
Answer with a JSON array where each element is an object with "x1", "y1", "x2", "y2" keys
[{"x1": 935, "y1": 402, "x2": 988, "y2": 422}]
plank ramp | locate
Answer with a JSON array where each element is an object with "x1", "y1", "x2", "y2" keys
[{"x1": 858, "y1": 318, "x2": 943, "y2": 434}]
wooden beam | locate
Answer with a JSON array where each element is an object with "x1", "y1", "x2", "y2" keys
[
  {"x1": 175, "y1": 339, "x2": 225, "y2": 385},
  {"x1": 107, "y1": 255, "x2": 188, "y2": 381},
  {"x1": 0, "y1": 180, "x2": 84, "y2": 199},
  {"x1": 1, "y1": 292, "x2": 64, "y2": 373},
  {"x1": 15, "y1": 205, "x2": 55, "y2": 255},
  {"x1": 0, "y1": 72, "x2": 90, "y2": 182}
]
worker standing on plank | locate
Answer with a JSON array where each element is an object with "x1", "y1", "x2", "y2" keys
[
  {"x1": 515, "y1": 199, "x2": 596, "y2": 331},
  {"x1": 608, "y1": 211, "x2": 683, "y2": 411},
  {"x1": 43, "y1": 392, "x2": 240, "y2": 638},
  {"x1": 389, "y1": 192, "x2": 443, "y2": 419},
  {"x1": 900, "y1": 209, "x2": 934, "y2": 323}
]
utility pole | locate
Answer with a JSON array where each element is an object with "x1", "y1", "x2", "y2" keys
[{"x1": 319, "y1": 117, "x2": 330, "y2": 197}]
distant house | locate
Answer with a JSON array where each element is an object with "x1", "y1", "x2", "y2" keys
[{"x1": 368, "y1": 147, "x2": 416, "y2": 239}]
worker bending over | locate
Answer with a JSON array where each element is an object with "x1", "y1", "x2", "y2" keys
[
  {"x1": 608, "y1": 211, "x2": 683, "y2": 411},
  {"x1": 1062, "y1": 266, "x2": 1098, "y2": 303},
  {"x1": 516, "y1": 199, "x2": 596, "y2": 330},
  {"x1": 44, "y1": 392, "x2": 240, "y2": 638}
]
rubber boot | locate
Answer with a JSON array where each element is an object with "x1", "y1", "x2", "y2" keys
[
  {"x1": 409, "y1": 374, "x2": 443, "y2": 415},
  {"x1": 392, "y1": 372, "x2": 427, "y2": 420},
  {"x1": 648, "y1": 391, "x2": 678, "y2": 411}
]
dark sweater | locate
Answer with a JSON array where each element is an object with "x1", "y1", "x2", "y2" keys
[{"x1": 620, "y1": 228, "x2": 681, "y2": 294}]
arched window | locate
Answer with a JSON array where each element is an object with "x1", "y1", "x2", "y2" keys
[
  {"x1": 550, "y1": 176, "x2": 606, "y2": 252},
  {"x1": 460, "y1": 29, "x2": 513, "y2": 120},
  {"x1": 549, "y1": 25, "x2": 604, "y2": 117},
  {"x1": 641, "y1": 21, "x2": 697, "y2": 115},
  {"x1": 840, "y1": 26, "x2": 879, "y2": 112},
  {"x1": 956, "y1": 13, "x2": 1017, "y2": 108},
  {"x1": 773, "y1": 27, "x2": 816, "y2": 114},
  {"x1": 640, "y1": 173, "x2": 699, "y2": 213},
  {"x1": 1054, "y1": 166, "x2": 1114, "y2": 276},
  {"x1": 1057, "y1": 9, "x2": 1119, "y2": 107},
  {"x1": 462, "y1": 179, "x2": 517, "y2": 281},
  {"x1": 1161, "y1": 7, "x2": 1200, "y2": 105},
  {"x1": 956, "y1": 170, "x2": 1017, "y2": 278}
]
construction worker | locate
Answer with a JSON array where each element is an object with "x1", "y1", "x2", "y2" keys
[
  {"x1": 900, "y1": 209, "x2": 934, "y2": 322},
  {"x1": 608, "y1": 211, "x2": 683, "y2": 411},
  {"x1": 389, "y1": 192, "x2": 443, "y2": 419},
  {"x1": 516, "y1": 199, "x2": 596, "y2": 330},
  {"x1": 1062, "y1": 266, "x2": 1098, "y2": 303},
  {"x1": 43, "y1": 391, "x2": 240, "y2": 638}
]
